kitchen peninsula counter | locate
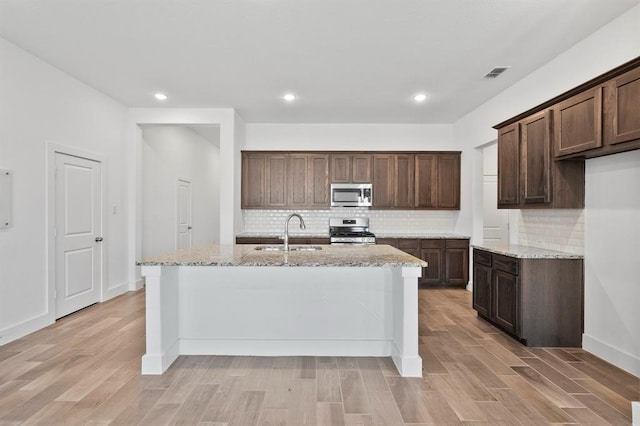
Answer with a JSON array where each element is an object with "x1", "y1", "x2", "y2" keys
[
  {"x1": 138, "y1": 244, "x2": 425, "y2": 378},
  {"x1": 472, "y1": 241, "x2": 583, "y2": 259}
]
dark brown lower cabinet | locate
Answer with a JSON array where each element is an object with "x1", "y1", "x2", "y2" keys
[
  {"x1": 379, "y1": 238, "x2": 469, "y2": 286},
  {"x1": 472, "y1": 248, "x2": 583, "y2": 347}
]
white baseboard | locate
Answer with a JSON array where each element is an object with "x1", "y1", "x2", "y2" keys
[
  {"x1": 180, "y1": 339, "x2": 391, "y2": 357},
  {"x1": 0, "y1": 312, "x2": 54, "y2": 346},
  {"x1": 129, "y1": 278, "x2": 145, "y2": 291},
  {"x1": 582, "y1": 333, "x2": 640, "y2": 377},
  {"x1": 633, "y1": 401, "x2": 639, "y2": 426},
  {"x1": 103, "y1": 281, "x2": 130, "y2": 301},
  {"x1": 141, "y1": 339, "x2": 180, "y2": 375},
  {"x1": 391, "y1": 343, "x2": 423, "y2": 378}
]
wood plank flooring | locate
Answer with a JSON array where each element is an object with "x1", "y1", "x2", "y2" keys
[{"x1": 0, "y1": 287, "x2": 638, "y2": 425}]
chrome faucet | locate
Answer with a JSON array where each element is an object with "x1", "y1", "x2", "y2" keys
[{"x1": 283, "y1": 213, "x2": 306, "y2": 251}]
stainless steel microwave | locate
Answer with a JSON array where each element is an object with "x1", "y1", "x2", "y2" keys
[{"x1": 330, "y1": 183, "x2": 373, "y2": 207}]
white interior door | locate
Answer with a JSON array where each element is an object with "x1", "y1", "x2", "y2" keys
[
  {"x1": 483, "y1": 175, "x2": 509, "y2": 243},
  {"x1": 55, "y1": 152, "x2": 102, "y2": 318},
  {"x1": 177, "y1": 179, "x2": 192, "y2": 249}
]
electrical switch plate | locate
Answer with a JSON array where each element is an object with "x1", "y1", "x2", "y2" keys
[{"x1": 0, "y1": 169, "x2": 12, "y2": 229}]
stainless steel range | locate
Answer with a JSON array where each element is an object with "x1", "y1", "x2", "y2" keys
[{"x1": 329, "y1": 218, "x2": 376, "y2": 245}]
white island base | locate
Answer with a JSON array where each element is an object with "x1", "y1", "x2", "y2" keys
[{"x1": 141, "y1": 264, "x2": 422, "y2": 377}]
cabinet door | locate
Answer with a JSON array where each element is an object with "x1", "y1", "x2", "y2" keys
[
  {"x1": 265, "y1": 154, "x2": 287, "y2": 208},
  {"x1": 472, "y1": 262, "x2": 492, "y2": 318},
  {"x1": 420, "y1": 248, "x2": 443, "y2": 285},
  {"x1": 445, "y1": 241, "x2": 468, "y2": 285},
  {"x1": 241, "y1": 153, "x2": 266, "y2": 208},
  {"x1": 608, "y1": 66, "x2": 640, "y2": 145},
  {"x1": 553, "y1": 87, "x2": 603, "y2": 157},
  {"x1": 288, "y1": 154, "x2": 309, "y2": 208},
  {"x1": 415, "y1": 154, "x2": 437, "y2": 208},
  {"x1": 394, "y1": 154, "x2": 415, "y2": 208},
  {"x1": 330, "y1": 154, "x2": 351, "y2": 183},
  {"x1": 308, "y1": 154, "x2": 330, "y2": 208},
  {"x1": 372, "y1": 154, "x2": 395, "y2": 208},
  {"x1": 492, "y1": 270, "x2": 519, "y2": 336},
  {"x1": 521, "y1": 111, "x2": 551, "y2": 205},
  {"x1": 497, "y1": 123, "x2": 520, "y2": 207},
  {"x1": 352, "y1": 155, "x2": 372, "y2": 183},
  {"x1": 437, "y1": 154, "x2": 461, "y2": 209}
]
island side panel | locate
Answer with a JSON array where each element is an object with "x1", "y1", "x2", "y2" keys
[
  {"x1": 177, "y1": 266, "x2": 394, "y2": 356},
  {"x1": 140, "y1": 265, "x2": 180, "y2": 374},
  {"x1": 391, "y1": 266, "x2": 423, "y2": 377}
]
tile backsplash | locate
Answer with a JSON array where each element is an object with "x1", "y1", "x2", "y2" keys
[
  {"x1": 518, "y1": 209, "x2": 584, "y2": 255},
  {"x1": 242, "y1": 209, "x2": 459, "y2": 235}
]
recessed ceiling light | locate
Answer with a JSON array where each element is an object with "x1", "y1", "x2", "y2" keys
[
  {"x1": 283, "y1": 93, "x2": 296, "y2": 102},
  {"x1": 413, "y1": 93, "x2": 428, "y2": 103},
  {"x1": 154, "y1": 93, "x2": 168, "y2": 101}
]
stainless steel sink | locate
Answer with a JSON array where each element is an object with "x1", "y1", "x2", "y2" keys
[{"x1": 254, "y1": 245, "x2": 322, "y2": 252}]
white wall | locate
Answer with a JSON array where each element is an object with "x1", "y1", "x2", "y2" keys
[
  {"x1": 0, "y1": 37, "x2": 129, "y2": 343},
  {"x1": 453, "y1": 4, "x2": 640, "y2": 374},
  {"x1": 583, "y1": 150, "x2": 640, "y2": 376},
  {"x1": 141, "y1": 126, "x2": 220, "y2": 257}
]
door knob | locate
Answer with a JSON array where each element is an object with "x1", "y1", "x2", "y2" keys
[
  {"x1": 188, "y1": 226, "x2": 192, "y2": 230},
  {"x1": 95, "y1": 237, "x2": 104, "y2": 242}
]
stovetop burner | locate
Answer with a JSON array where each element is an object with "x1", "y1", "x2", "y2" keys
[{"x1": 329, "y1": 218, "x2": 376, "y2": 244}]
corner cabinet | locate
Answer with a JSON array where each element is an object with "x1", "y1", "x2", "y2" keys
[
  {"x1": 472, "y1": 248, "x2": 583, "y2": 347},
  {"x1": 496, "y1": 111, "x2": 584, "y2": 209}
]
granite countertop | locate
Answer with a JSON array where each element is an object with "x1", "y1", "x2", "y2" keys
[
  {"x1": 375, "y1": 233, "x2": 470, "y2": 239},
  {"x1": 138, "y1": 244, "x2": 428, "y2": 267},
  {"x1": 472, "y1": 242, "x2": 583, "y2": 259},
  {"x1": 236, "y1": 232, "x2": 469, "y2": 239}
]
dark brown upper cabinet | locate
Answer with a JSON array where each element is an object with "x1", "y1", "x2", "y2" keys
[
  {"x1": 264, "y1": 154, "x2": 288, "y2": 208},
  {"x1": 496, "y1": 112, "x2": 584, "y2": 209},
  {"x1": 436, "y1": 154, "x2": 461, "y2": 209},
  {"x1": 243, "y1": 150, "x2": 461, "y2": 210},
  {"x1": 242, "y1": 152, "x2": 329, "y2": 210},
  {"x1": 372, "y1": 154, "x2": 395, "y2": 208},
  {"x1": 496, "y1": 57, "x2": 640, "y2": 161},
  {"x1": 497, "y1": 123, "x2": 520, "y2": 208},
  {"x1": 415, "y1": 154, "x2": 438, "y2": 208},
  {"x1": 521, "y1": 110, "x2": 551, "y2": 205},
  {"x1": 394, "y1": 154, "x2": 415, "y2": 208},
  {"x1": 553, "y1": 87, "x2": 603, "y2": 157},
  {"x1": 330, "y1": 154, "x2": 372, "y2": 183},
  {"x1": 308, "y1": 154, "x2": 330, "y2": 208},
  {"x1": 605, "y1": 66, "x2": 640, "y2": 147}
]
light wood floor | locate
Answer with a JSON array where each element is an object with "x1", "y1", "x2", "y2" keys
[{"x1": 0, "y1": 287, "x2": 638, "y2": 425}]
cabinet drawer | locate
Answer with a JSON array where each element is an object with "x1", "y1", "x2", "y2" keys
[
  {"x1": 397, "y1": 239, "x2": 419, "y2": 249},
  {"x1": 446, "y1": 239, "x2": 469, "y2": 249},
  {"x1": 493, "y1": 254, "x2": 519, "y2": 275},
  {"x1": 421, "y1": 239, "x2": 446, "y2": 249},
  {"x1": 473, "y1": 249, "x2": 492, "y2": 267}
]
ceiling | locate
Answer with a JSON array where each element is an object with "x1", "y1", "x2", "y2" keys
[{"x1": 1, "y1": 0, "x2": 638, "y2": 124}]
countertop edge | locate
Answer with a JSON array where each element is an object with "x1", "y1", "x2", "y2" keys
[{"x1": 471, "y1": 244, "x2": 584, "y2": 259}]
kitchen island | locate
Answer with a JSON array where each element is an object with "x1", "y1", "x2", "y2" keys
[{"x1": 138, "y1": 244, "x2": 427, "y2": 377}]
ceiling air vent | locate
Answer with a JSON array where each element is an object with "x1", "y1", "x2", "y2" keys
[{"x1": 483, "y1": 66, "x2": 510, "y2": 79}]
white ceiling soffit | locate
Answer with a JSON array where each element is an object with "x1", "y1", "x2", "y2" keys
[{"x1": 0, "y1": 0, "x2": 638, "y2": 124}]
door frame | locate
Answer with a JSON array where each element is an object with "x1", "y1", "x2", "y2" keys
[{"x1": 46, "y1": 142, "x2": 107, "y2": 318}]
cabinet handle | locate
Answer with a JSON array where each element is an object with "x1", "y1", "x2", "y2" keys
[{"x1": 95, "y1": 237, "x2": 103, "y2": 242}]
